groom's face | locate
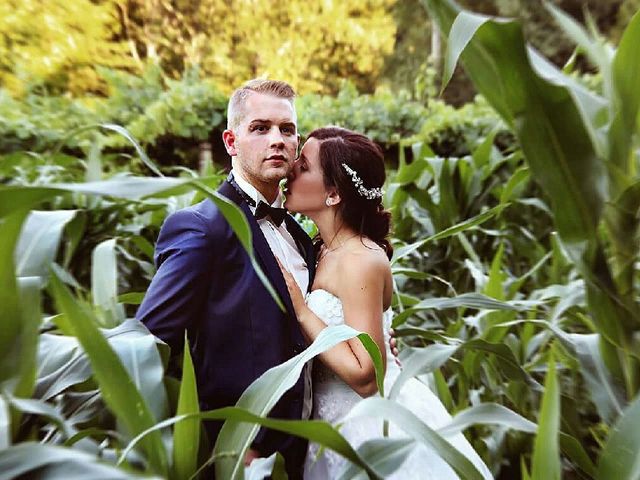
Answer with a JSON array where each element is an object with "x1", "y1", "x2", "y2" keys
[{"x1": 224, "y1": 92, "x2": 299, "y2": 188}]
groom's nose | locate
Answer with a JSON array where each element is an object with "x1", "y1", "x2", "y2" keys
[{"x1": 268, "y1": 127, "x2": 285, "y2": 148}]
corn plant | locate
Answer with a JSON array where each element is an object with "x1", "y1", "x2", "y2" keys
[{"x1": 413, "y1": 0, "x2": 640, "y2": 477}]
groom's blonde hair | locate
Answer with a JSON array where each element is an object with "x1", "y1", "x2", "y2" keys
[{"x1": 226, "y1": 79, "x2": 297, "y2": 130}]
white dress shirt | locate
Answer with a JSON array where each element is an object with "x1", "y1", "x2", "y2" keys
[{"x1": 231, "y1": 169, "x2": 313, "y2": 419}]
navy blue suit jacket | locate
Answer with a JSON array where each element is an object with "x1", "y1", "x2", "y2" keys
[{"x1": 136, "y1": 178, "x2": 316, "y2": 477}]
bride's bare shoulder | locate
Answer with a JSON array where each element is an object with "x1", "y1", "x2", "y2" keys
[{"x1": 338, "y1": 240, "x2": 390, "y2": 279}]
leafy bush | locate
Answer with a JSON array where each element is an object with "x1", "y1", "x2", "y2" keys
[
  {"x1": 296, "y1": 82, "x2": 427, "y2": 143},
  {"x1": 0, "y1": 90, "x2": 98, "y2": 152},
  {"x1": 1, "y1": 70, "x2": 513, "y2": 167}
]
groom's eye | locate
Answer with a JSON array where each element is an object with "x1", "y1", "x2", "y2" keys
[{"x1": 251, "y1": 124, "x2": 268, "y2": 132}]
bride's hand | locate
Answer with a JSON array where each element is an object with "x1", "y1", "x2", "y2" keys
[
  {"x1": 389, "y1": 328, "x2": 402, "y2": 367},
  {"x1": 275, "y1": 257, "x2": 307, "y2": 315}
]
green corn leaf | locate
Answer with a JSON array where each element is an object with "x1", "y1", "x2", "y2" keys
[
  {"x1": 5, "y1": 395, "x2": 76, "y2": 440},
  {"x1": 119, "y1": 407, "x2": 378, "y2": 478},
  {"x1": 91, "y1": 239, "x2": 125, "y2": 327},
  {"x1": 392, "y1": 292, "x2": 534, "y2": 328},
  {"x1": 441, "y1": 10, "x2": 492, "y2": 95},
  {"x1": 35, "y1": 319, "x2": 169, "y2": 417},
  {"x1": 559, "y1": 433, "x2": 597, "y2": 478},
  {"x1": 118, "y1": 292, "x2": 146, "y2": 305},
  {"x1": 484, "y1": 242, "x2": 506, "y2": 300},
  {"x1": 0, "y1": 443, "x2": 155, "y2": 480},
  {"x1": 437, "y1": 403, "x2": 536, "y2": 437},
  {"x1": 462, "y1": 340, "x2": 530, "y2": 383},
  {"x1": 389, "y1": 344, "x2": 459, "y2": 401},
  {"x1": 0, "y1": 396, "x2": 10, "y2": 449},
  {"x1": 244, "y1": 452, "x2": 289, "y2": 480},
  {"x1": 565, "y1": 333, "x2": 625, "y2": 423},
  {"x1": 434, "y1": 369, "x2": 454, "y2": 412},
  {"x1": 499, "y1": 166, "x2": 530, "y2": 205},
  {"x1": 391, "y1": 204, "x2": 508, "y2": 264},
  {"x1": 545, "y1": 2, "x2": 612, "y2": 77},
  {"x1": 344, "y1": 397, "x2": 490, "y2": 480},
  {"x1": 336, "y1": 438, "x2": 415, "y2": 479},
  {"x1": 0, "y1": 177, "x2": 284, "y2": 314},
  {"x1": 12, "y1": 278, "x2": 41, "y2": 400},
  {"x1": 0, "y1": 188, "x2": 63, "y2": 218},
  {"x1": 471, "y1": 128, "x2": 500, "y2": 169},
  {"x1": 215, "y1": 324, "x2": 384, "y2": 479},
  {"x1": 15, "y1": 210, "x2": 77, "y2": 282},
  {"x1": 0, "y1": 210, "x2": 30, "y2": 391},
  {"x1": 48, "y1": 270, "x2": 168, "y2": 476},
  {"x1": 100, "y1": 123, "x2": 164, "y2": 177},
  {"x1": 598, "y1": 391, "x2": 640, "y2": 480},
  {"x1": 609, "y1": 9, "x2": 640, "y2": 178},
  {"x1": 424, "y1": 0, "x2": 606, "y2": 245},
  {"x1": 531, "y1": 349, "x2": 561, "y2": 480},
  {"x1": 172, "y1": 334, "x2": 200, "y2": 480},
  {"x1": 191, "y1": 180, "x2": 286, "y2": 312},
  {"x1": 393, "y1": 326, "x2": 452, "y2": 344},
  {"x1": 53, "y1": 123, "x2": 163, "y2": 177}
]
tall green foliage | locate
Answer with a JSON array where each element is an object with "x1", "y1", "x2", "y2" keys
[{"x1": 426, "y1": 0, "x2": 640, "y2": 400}]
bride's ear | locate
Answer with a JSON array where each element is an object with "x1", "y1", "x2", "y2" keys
[{"x1": 326, "y1": 190, "x2": 341, "y2": 207}]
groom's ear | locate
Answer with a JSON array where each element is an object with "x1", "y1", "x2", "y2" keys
[{"x1": 222, "y1": 129, "x2": 238, "y2": 156}]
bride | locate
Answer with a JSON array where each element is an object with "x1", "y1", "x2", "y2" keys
[{"x1": 278, "y1": 127, "x2": 492, "y2": 479}]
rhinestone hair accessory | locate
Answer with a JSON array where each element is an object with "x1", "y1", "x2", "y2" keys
[{"x1": 341, "y1": 163, "x2": 384, "y2": 199}]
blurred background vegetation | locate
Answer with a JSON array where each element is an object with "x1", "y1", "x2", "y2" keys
[
  {"x1": 2, "y1": 0, "x2": 640, "y2": 479},
  {"x1": 1, "y1": 0, "x2": 636, "y2": 170}
]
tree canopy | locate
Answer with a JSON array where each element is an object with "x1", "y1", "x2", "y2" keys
[{"x1": 0, "y1": 0, "x2": 637, "y2": 99}]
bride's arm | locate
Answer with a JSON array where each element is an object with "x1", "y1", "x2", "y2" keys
[{"x1": 278, "y1": 256, "x2": 388, "y2": 398}]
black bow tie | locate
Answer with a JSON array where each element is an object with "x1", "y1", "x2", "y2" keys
[{"x1": 254, "y1": 201, "x2": 287, "y2": 226}]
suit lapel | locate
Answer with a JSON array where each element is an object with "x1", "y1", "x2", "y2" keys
[{"x1": 218, "y1": 179, "x2": 298, "y2": 320}]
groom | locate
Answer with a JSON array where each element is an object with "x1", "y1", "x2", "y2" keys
[{"x1": 137, "y1": 79, "x2": 314, "y2": 478}]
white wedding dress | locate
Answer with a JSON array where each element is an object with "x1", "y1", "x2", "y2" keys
[{"x1": 303, "y1": 289, "x2": 493, "y2": 479}]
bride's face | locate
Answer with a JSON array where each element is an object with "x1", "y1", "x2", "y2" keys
[{"x1": 284, "y1": 138, "x2": 330, "y2": 215}]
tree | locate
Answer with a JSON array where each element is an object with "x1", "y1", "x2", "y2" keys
[
  {"x1": 114, "y1": 0, "x2": 397, "y2": 94},
  {"x1": 0, "y1": 0, "x2": 132, "y2": 95}
]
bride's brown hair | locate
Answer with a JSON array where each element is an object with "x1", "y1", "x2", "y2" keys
[{"x1": 308, "y1": 127, "x2": 393, "y2": 259}]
